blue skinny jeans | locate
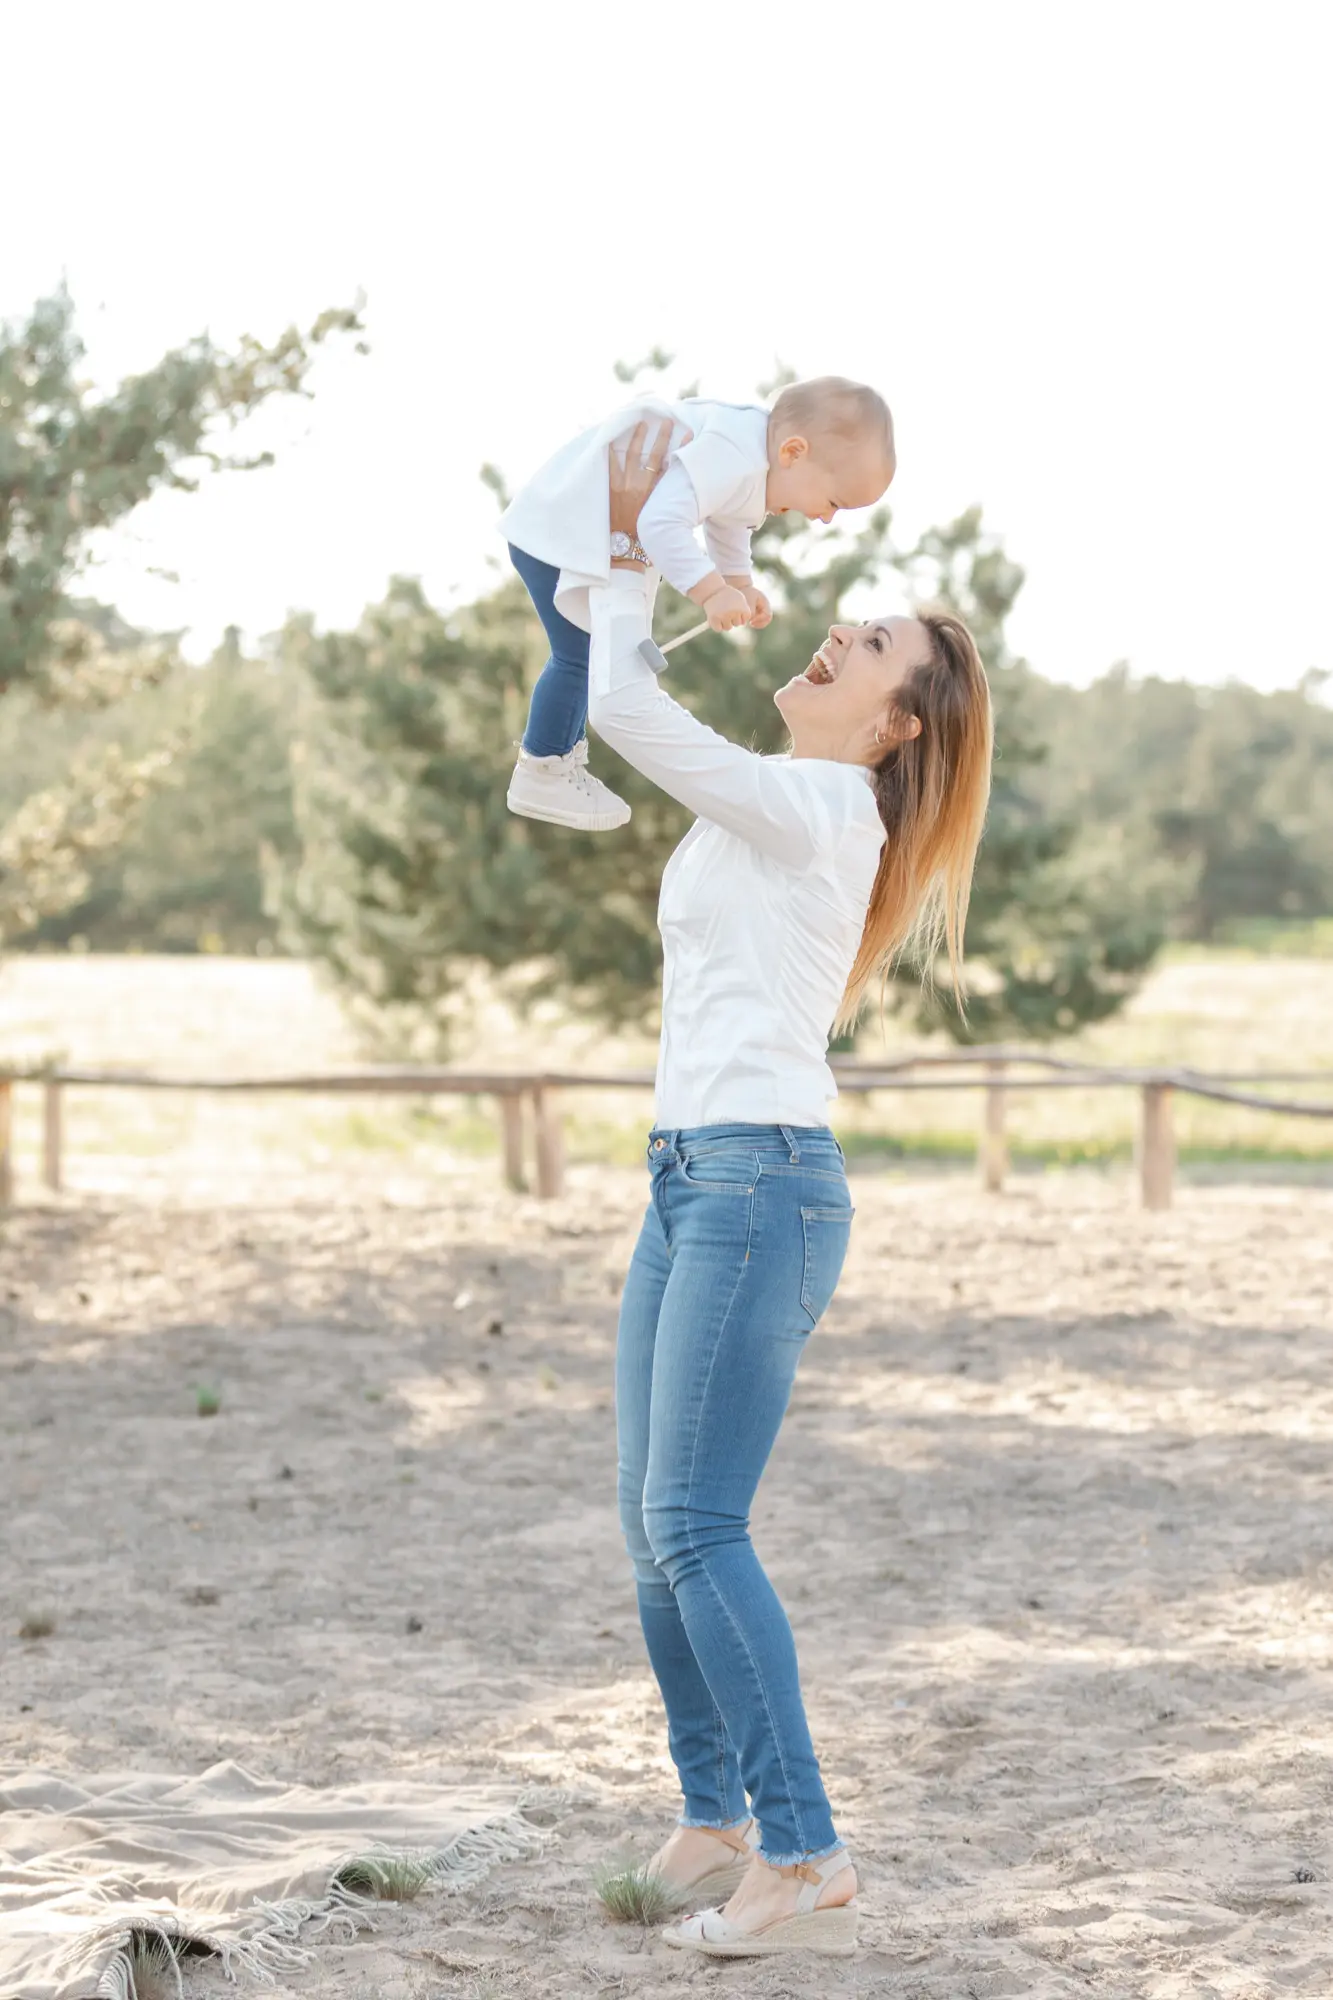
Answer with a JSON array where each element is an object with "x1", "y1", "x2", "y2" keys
[
  {"x1": 616, "y1": 1123, "x2": 853, "y2": 1866},
  {"x1": 509, "y1": 544, "x2": 591, "y2": 758}
]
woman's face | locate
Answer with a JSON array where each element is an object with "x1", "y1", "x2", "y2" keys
[{"x1": 775, "y1": 617, "x2": 930, "y2": 758}]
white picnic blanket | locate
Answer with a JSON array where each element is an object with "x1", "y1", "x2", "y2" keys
[{"x1": 0, "y1": 1761, "x2": 562, "y2": 1998}]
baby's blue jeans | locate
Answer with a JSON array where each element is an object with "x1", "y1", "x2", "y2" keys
[
  {"x1": 616, "y1": 1123, "x2": 852, "y2": 1866},
  {"x1": 509, "y1": 544, "x2": 590, "y2": 758}
]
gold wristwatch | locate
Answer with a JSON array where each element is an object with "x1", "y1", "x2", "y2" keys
[{"x1": 610, "y1": 531, "x2": 651, "y2": 564}]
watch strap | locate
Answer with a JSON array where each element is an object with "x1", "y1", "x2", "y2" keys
[{"x1": 611, "y1": 531, "x2": 652, "y2": 565}]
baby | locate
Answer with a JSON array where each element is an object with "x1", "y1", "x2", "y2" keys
[{"x1": 498, "y1": 377, "x2": 896, "y2": 830}]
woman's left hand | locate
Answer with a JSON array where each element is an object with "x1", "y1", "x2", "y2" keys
[{"x1": 609, "y1": 418, "x2": 679, "y2": 539}]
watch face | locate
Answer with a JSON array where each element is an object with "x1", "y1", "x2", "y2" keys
[{"x1": 609, "y1": 531, "x2": 631, "y2": 557}]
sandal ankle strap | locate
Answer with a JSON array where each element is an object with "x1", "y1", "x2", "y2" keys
[
  {"x1": 699, "y1": 1817, "x2": 754, "y2": 1856},
  {"x1": 783, "y1": 1847, "x2": 850, "y2": 1914}
]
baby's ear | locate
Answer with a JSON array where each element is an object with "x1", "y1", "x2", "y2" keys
[{"x1": 779, "y1": 434, "x2": 810, "y2": 465}]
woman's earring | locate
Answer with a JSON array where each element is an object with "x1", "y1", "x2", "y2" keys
[{"x1": 874, "y1": 727, "x2": 886, "y2": 746}]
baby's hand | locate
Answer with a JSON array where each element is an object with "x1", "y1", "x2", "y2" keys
[
  {"x1": 741, "y1": 585, "x2": 773, "y2": 630},
  {"x1": 703, "y1": 585, "x2": 753, "y2": 634}
]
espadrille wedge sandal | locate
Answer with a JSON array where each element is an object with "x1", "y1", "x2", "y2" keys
[
  {"x1": 650, "y1": 1817, "x2": 758, "y2": 1907},
  {"x1": 662, "y1": 1846, "x2": 857, "y2": 1959}
]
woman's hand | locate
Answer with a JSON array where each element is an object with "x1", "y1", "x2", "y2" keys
[{"x1": 609, "y1": 418, "x2": 679, "y2": 540}]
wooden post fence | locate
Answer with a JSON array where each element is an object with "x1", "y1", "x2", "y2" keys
[
  {"x1": 42, "y1": 1077, "x2": 63, "y2": 1194},
  {"x1": 1139, "y1": 1082, "x2": 1176, "y2": 1212},
  {"x1": 979, "y1": 1062, "x2": 1008, "y2": 1192},
  {"x1": 0, "y1": 1056, "x2": 1327, "y2": 1210},
  {"x1": 532, "y1": 1085, "x2": 565, "y2": 1201},
  {"x1": 0, "y1": 1079, "x2": 12, "y2": 1209},
  {"x1": 499, "y1": 1089, "x2": 527, "y2": 1193}
]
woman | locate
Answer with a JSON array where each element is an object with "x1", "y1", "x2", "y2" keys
[{"x1": 586, "y1": 422, "x2": 992, "y2": 1959}]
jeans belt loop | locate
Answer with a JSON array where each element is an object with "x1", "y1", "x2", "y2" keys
[{"x1": 779, "y1": 1123, "x2": 800, "y2": 1164}]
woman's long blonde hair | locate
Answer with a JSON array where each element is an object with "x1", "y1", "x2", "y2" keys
[{"x1": 835, "y1": 607, "x2": 993, "y2": 1035}]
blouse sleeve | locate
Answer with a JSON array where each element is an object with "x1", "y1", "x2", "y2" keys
[{"x1": 586, "y1": 573, "x2": 879, "y2": 872}]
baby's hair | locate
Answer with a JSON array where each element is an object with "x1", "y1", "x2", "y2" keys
[{"x1": 770, "y1": 376, "x2": 895, "y2": 467}]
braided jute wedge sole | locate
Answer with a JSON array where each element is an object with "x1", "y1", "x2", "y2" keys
[
  {"x1": 662, "y1": 1846, "x2": 858, "y2": 1959},
  {"x1": 652, "y1": 1818, "x2": 758, "y2": 1908}
]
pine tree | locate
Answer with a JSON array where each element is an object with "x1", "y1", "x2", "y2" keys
[{"x1": 0, "y1": 288, "x2": 362, "y2": 945}]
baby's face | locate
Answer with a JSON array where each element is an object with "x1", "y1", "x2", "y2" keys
[{"x1": 766, "y1": 433, "x2": 894, "y2": 524}]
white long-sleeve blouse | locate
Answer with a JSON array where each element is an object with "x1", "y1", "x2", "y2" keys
[{"x1": 587, "y1": 572, "x2": 885, "y2": 1130}]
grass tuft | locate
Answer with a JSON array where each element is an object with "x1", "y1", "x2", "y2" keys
[
  {"x1": 19, "y1": 1611, "x2": 55, "y2": 1641},
  {"x1": 335, "y1": 1850, "x2": 435, "y2": 1901},
  {"x1": 591, "y1": 1858, "x2": 682, "y2": 1925},
  {"x1": 195, "y1": 1384, "x2": 221, "y2": 1417},
  {"x1": 127, "y1": 1931, "x2": 183, "y2": 2000}
]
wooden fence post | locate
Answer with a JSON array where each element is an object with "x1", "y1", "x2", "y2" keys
[
  {"x1": 499, "y1": 1089, "x2": 527, "y2": 1193},
  {"x1": 532, "y1": 1086, "x2": 566, "y2": 1200},
  {"x1": 0, "y1": 1080, "x2": 12, "y2": 1207},
  {"x1": 979, "y1": 1062, "x2": 1008, "y2": 1192},
  {"x1": 42, "y1": 1078, "x2": 63, "y2": 1194},
  {"x1": 1139, "y1": 1083, "x2": 1175, "y2": 1210}
]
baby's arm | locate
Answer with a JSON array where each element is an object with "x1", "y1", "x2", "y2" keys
[
  {"x1": 706, "y1": 519, "x2": 772, "y2": 629},
  {"x1": 703, "y1": 520, "x2": 773, "y2": 630},
  {"x1": 636, "y1": 437, "x2": 755, "y2": 633},
  {"x1": 703, "y1": 516, "x2": 752, "y2": 582}
]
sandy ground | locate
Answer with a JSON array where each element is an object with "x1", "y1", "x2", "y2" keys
[{"x1": 3, "y1": 1158, "x2": 1332, "y2": 2000}]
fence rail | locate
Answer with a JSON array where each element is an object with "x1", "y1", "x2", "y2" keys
[{"x1": 1, "y1": 1053, "x2": 1331, "y2": 1211}]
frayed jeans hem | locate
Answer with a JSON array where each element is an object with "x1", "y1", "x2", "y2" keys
[
  {"x1": 756, "y1": 1837, "x2": 846, "y2": 1868},
  {"x1": 678, "y1": 1813, "x2": 751, "y2": 1832}
]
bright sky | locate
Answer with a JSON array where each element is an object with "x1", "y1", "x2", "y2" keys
[{"x1": 6, "y1": 1, "x2": 1329, "y2": 689}]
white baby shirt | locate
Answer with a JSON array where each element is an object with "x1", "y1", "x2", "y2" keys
[{"x1": 498, "y1": 398, "x2": 769, "y2": 633}]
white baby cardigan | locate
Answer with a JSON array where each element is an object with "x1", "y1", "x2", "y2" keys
[{"x1": 498, "y1": 398, "x2": 769, "y2": 633}]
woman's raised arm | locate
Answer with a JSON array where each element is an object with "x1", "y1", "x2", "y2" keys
[{"x1": 589, "y1": 427, "x2": 878, "y2": 871}]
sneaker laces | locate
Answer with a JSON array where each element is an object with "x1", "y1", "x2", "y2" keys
[
  {"x1": 566, "y1": 740, "x2": 610, "y2": 798},
  {"x1": 519, "y1": 740, "x2": 613, "y2": 801}
]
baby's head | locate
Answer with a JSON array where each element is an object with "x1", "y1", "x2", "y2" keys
[{"x1": 766, "y1": 377, "x2": 895, "y2": 523}]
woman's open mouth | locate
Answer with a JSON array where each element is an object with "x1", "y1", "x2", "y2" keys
[{"x1": 804, "y1": 645, "x2": 839, "y2": 685}]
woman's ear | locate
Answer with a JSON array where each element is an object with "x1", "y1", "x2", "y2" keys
[
  {"x1": 778, "y1": 434, "x2": 809, "y2": 466},
  {"x1": 881, "y1": 708, "x2": 922, "y2": 748}
]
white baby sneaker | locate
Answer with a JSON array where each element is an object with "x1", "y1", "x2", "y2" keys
[{"x1": 506, "y1": 740, "x2": 631, "y2": 831}]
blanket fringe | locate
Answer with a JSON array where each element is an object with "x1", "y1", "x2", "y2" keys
[
  {"x1": 93, "y1": 1919, "x2": 194, "y2": 1999},
  {"x1": 343, "y1": 1789, "x2": 566, "y2": 1900},
  {"x1": 90, "y1": 1793, "x2": 566, "y2": 1993}
]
